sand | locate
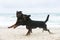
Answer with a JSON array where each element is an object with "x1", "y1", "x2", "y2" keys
[{"x1": 0, "y1": 27, "x2": 60, "y2": 40}]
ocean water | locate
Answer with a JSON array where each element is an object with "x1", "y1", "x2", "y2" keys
[{"x1": 0, "y1": 13, "x2": 60, "y2": 28}]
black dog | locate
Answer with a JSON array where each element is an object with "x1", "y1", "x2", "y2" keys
[
  {"x1": 8, "y1": 11, "x2": 27, "y2": 29},
  {"x1": 23, "y1": 14, "x2": 52, "y2": 35},
  {"x1": 8, "y1": 11, "x2": 52, "y2": 36}
]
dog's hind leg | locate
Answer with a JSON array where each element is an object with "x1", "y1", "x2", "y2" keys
[
  {"x1": 42, "y1": 24, "x2": 52, "y2": 34},
  {"x1": 43, "y1": 27, "x2": 52, "y2": 34},
  {"x1": 45, "y1": 29, "x2": 52, "y2": 34}
]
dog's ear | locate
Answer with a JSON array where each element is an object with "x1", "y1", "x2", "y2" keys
[{"x1": 16, "y1": 11, "x2": 22, "y2": 13}]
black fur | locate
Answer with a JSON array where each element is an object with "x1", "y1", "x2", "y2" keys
[
  {"x1": 8, "y1": 11, "x2": 52, "y2": 35},
  {"x1": 8, "y1": 11, "x2": 27, "y2": 28},
  {"x1": 23, "y1": 15, "x2": 52, "y2": 35}
]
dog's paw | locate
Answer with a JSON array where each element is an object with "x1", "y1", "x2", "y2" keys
[{"x1": 8, "y1": 27, "x2": 12, "y2": 28}]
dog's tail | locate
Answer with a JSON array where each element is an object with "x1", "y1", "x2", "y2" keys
[{"x1": 44, "y1": 14, "x2": 49, "y2": 23}]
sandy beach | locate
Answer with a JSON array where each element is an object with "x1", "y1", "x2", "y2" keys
[{"x1": 0, "y1": 27, "x2": 60, "y2": 40}]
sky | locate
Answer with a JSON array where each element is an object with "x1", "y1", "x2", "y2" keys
[{"x1": 0, "y1": 0, "x2": 60, "y2": 13}]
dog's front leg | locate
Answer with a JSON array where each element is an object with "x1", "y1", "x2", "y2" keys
[
  {"x1": 13, "y1": 24, "x2": 20, "y2": 29},
  {"x1": 8, "y1": 21, "x2": 20, "y2": 29},
  {"x1": 26, "y1": 29, "x2": 32, "y2": 36},
  {"x1": 8, "y1": 24, "x2": 16, "y2": 28}
]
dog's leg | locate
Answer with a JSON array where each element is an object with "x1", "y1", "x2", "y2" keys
[
  {"x1": 43, "y1": 28, "x2": 52, "y2": 34},
  {"x1": 26, "y1": 29, "x2": 31, "y2": 36},
  {"x1": 8, "y1": 20, "x2": 20, "y2": 29},
  {"x1": 42, "y1": 25, "x2": 52, "y2": 34},
  {"x1": 8, "y1": 24, "x2": 16, "y2": 28},
  {"x1": 13, "y1": 25, "x2": 18, "y2": 29},
  {"x1": 46, "y1": 29, "x2": 53, "y2": 34},
  {"x1": 8, "y1": 23, "x2": 20, "y2": 29}
]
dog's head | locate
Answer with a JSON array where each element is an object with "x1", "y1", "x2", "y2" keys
[
  {"x1": 16, "y1": 11, "x2": 31, "y2": 22},
  {"x1": 16, "y1": 11, "x2": 23, "y2": 18}
]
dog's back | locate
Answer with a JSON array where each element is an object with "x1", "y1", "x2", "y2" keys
[{"x1": 23, "y1": 14, "x2": 49, "y2": 28}]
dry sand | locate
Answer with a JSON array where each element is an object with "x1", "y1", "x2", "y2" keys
[{"x1": 0, "y1": 27, "x2": 60, "y2": 40}]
